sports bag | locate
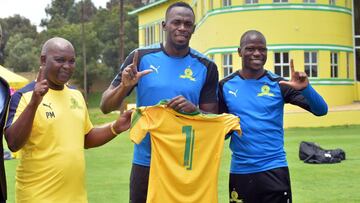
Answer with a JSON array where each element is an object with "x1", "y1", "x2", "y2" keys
[{"x1": 299, "y1": 141, "x2": 346, "y2": 164}]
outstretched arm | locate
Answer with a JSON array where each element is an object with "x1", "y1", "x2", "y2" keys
[
  {"x1": 280, "y1": 59, "x2": 327, "y2": 116},
  {"x1": 84, "y1": 110, "x2": 132, "y2": 149},
  {"x1": 5, "y1": 67, "x2": 49, "y2": 152}
]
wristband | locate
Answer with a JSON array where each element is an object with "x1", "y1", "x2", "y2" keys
[{"x1": 110, "y1": 122, "x2": 118, "y2": 136}]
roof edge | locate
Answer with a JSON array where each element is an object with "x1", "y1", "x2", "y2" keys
[{"x1": 128, "y1": 0, "x2": 168, "y2": 15}]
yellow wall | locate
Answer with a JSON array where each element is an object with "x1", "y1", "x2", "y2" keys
[
  {"x1": 284, "y1": 109, "x2": 360, "y2": 128},
  {"x1": 134, "y1": 1, "x2": 357, "y2": 108},
  {"x1": 356, "y1": 82, "x2": 360, "y2": 101},
  {"x1": 191, "y1": 9, "x2": 352, "y2": 52}
]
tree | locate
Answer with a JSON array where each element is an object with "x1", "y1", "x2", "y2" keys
[
  {"x1": 93, "y1": 3, "x2": 138, "y2": 72},
  {"x1": 4, "y1": 34, "x2": 38, "y2": 72},
  {"x1": 45, "y1": 23, "x2": 112, "y2": 92},
  {"x1": 68, "y1": 0, "x2": 98, "y2": 24},
  {"x1": 0, "y1": 15, "x2": 37, "y2": 64},
  {"x1": 41, "y1": 0, "x2": 75, "y2": 29}
]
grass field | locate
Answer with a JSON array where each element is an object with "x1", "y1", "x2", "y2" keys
[{"x1": 4, "y1": 93, "x2": 360, "y2": 202}]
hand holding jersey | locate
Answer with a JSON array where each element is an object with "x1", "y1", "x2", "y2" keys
[
  {"x1": 111, "y1": 110, "x2": 132, "y2": 135},
  {"x1": 120, "y1": 50, "x2": 153, "y2": 88},
  {"x1": 279, "y1": 59, "x2": 309, "y2": 90},
  {"x1": 167, "y1": 95, "x2": 198, "y2": 113}
]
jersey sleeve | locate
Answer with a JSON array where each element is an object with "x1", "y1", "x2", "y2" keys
[
  {"x1": 199, "y1": 61, "x2": 219, "y2": 104},
  {"x1": 280, "y1": 82, "x2": 328, "y2": 116},
  {"x1": 5, "y1": 91, "x2": 27, "y2": 129},
  {"x1": 225, "y1": 114, "x2": 241, "y2": 137},
  {"x1": 82, "y1": 100, "x2": 93, "y2": 135},
  {"x1": 218, "y1": 79, "x2": 229, "y2": 113},
  {"x1": 129, "y1": 108, "x2": 150, "y2": 144}
]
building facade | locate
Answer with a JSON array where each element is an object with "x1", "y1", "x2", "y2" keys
[{"x1": 130, "y1": 0, "x2": 360, "y2": 126}]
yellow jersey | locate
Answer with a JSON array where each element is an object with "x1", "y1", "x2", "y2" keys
[
  {"x1": 130, "y1": 105, "x2": 241, "y2": 203},
  {"x1": 6, "y1": 83, "x2": 92, "y2": 203}
]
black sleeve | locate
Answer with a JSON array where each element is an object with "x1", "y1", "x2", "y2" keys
[
  {"x1": 218, "y1": 79, "x2": 229, "y2": 113},
  {"x1": 110, "y1": 50, "x2": 139, "y2": 87},
  {"x1": 279, "y1": 79, "x2": 312, "y2": 112},
  {"x1": 199, "y1": 61, "x2": 219, "y2": 104}
]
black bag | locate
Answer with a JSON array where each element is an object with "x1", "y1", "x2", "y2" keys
[{"x1": 299, "y1": 141, "x2": 346, "y2": 164}]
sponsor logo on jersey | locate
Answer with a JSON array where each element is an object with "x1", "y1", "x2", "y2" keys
[
  {"x1": 149, "y1": 64, "x2": 160, "y2": 73},
  {"x1": 257, "y1": 85, "x2": 274, "y2": 97},
  {"x1": 180, "y1": 66, "x2": 196, "y2": 81},
  {"x1": 43, "y1": 102, "x2": 55, "y2": 119},
  {"x1": 228, "y1": 89, "x2": 238, "y2": 97}
]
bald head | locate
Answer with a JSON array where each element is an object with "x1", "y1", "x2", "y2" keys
[
  {"x1": 41, "y1": 37, "x2": 74, "y2": 56},
  {"x1": 240, "y1": 30, "x2": 266, "y2": 49}
]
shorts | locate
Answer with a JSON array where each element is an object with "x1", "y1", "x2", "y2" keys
[
  {"x1": 129, "y1": 164, "x2": 150, "y2": 203},
  {"x1": 229, "y1": 167, "x2": 292, "y2": 203}
]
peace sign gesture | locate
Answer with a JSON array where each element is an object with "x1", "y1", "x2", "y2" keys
[
  {"x1": 121, "y1": 50, "x2": 153, "y2": 88},
  {"x1": 279, "y1": 59, "x2": 309, "y2": 90}
]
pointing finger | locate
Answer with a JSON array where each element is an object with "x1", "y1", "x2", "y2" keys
[
  {"x1": 132, "y1": 50, "x2": 139, "y2": 68},
  {"x1": 290, "y1": 59, "x2": 295, "y2": 75},
  {"x1": 36, "y1": 66, "x2": 46, "y2": 82}
]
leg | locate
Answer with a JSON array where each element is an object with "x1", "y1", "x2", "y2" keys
[
  {"x1": 229, "y1": 173, "x2": 258, "y2": 203},
  {"x1": 129, "y1": 164, "x2": 150, "y2": 203},
  {"x1": 257, "y1": 167, "x2": 292, "y2": 203}
]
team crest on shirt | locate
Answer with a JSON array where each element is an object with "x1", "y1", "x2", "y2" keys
[
  {"x1": 70, "y1": 97, "x2": 83, "y2": 109},
  {"x1": 257, "y1": 84, "x2": 274, "y2": 97},
  {"x1": 230, "y1": 189, "x2": 243, "y2": 203},
  {"x1": 180, "y1": 66, "x2": 196, "y2": 81},
  {"x1": 43, "y1": 102, "x2": 56, "y2": 119}
]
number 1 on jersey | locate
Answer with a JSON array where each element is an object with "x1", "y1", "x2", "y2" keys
[{"x1": 182, "y1": 126, "x2": 195, "y2": 170}]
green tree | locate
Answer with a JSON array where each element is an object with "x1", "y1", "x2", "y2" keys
[
  {"x1": 0, "y1": 15, "x2": 37, "y2": 64},
  {"x1": 93, "y1": 3, "x2": 138, "y2": 72},
  {"x1": 41, "y1": 0, "x2": 75, "y2": 29},
  {"x1": 4, "y1": 34, "x2": 39, "y2": 72},
  {"x1": 68, "y1": 0, "x2": 98, "y2": 24},
  {"x1": 46, "y1": 23, "x2": 112, "y2": 92}
]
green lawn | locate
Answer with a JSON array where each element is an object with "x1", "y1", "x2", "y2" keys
[{"x1": 4, "y1": 95, "x2": 360, "y2": 202}]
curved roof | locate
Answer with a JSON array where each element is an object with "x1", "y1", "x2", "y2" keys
[{"x1": 0, "y1": 65, "x2": 29, "y2": 90}]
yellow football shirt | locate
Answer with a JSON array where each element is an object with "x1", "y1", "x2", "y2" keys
[
  {"x1": 7, "y1": 85, "x2": 93, "y2": 203},
  {"x1": 130, "y1": 105, "x2": 241, "y2": 203}
]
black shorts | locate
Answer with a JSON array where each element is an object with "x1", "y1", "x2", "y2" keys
[
  {"x1": 129, "y1": 164, "x2": 150, "y2": 203},
  {"x1": 229, "y1": 167, "x2": 292, "y2": 203}
]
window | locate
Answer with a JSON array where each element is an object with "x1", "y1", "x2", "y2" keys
[
  {"x1": 245, "y1": 0, "x2": 258, "y2": 4},
  {"x1": 274, "y1": 52, "x2": 290, "y2": 77},
  {"x1": 304, "y1": 51, "x2": 318, "y2": 77},
  {"x1": 329, "y1": 0, "x2": 336, "y2": 5},
  {"x1": 330, "y1": 52, "x2": 338, "y2": 78},
  {"x1": 223, "y1": 54, "x2": 233, "y2": 77},
  {"x1": 273, "y1": 0, "x2": 288, "y2": 3},
  {"x1": 158, "y1": 23, "x2": 165, "y2": 43},
  {"x1": 145, "y1": 24, "x2": 155, "y2": 46},
  {"x1": 303, "y1": 0, "x2": 316, "y2": 3},
  {"x1": 223, "y1": 0, "x2": 231, "y2": 7}
]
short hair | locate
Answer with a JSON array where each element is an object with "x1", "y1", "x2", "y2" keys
[
  {"x1": 41, "y1": 37, "x2": 73, "y2": 56},
  {"x1": 240, "y1": 30, "x2": 266, "y2": 48},
  {"x1": 165, "y1": 1, "x2": 195, "y2": 20}
]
